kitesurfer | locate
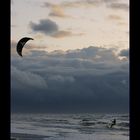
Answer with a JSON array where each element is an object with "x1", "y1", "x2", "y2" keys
[{"x1": 110, "y1": 119, "x2": 116, "y2": 128}]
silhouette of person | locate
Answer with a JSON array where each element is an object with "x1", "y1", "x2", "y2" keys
[{"x1": 110, "y1": 119, "x2": 116, "y2": 128}]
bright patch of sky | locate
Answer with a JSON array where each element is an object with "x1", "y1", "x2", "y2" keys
[{"x1": 11, "y1": 0, "x2": 129, "y2": 52}]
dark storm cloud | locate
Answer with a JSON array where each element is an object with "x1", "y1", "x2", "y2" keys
[
  {"x1": 30, "y1": 19, "x2": 59, "y2": 35},
  {"x1": 11, "y1": 66, "x2": 47, "y2": 90},
  {"x1": 119, "y1": 49, "x2": 129, "y2": 58},
  {"x1": 11, "y1": 46, "x2": 129, "y2": 113}
]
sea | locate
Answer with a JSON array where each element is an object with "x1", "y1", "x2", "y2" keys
[{"x1": 11, "y1": 113, "x2": 129, "y2": 140}]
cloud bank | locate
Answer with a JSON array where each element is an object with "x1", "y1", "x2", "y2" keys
[
  {"x1": 43, "y1": 0, "x2": 129, "y2": 11},
  {"x1": 11, "y1": 45, "x2": 129, "y2": 113}
]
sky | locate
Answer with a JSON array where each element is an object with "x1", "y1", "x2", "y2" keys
[{"x1": 11, "y1": 0, "x2": 129, "y2": 113}]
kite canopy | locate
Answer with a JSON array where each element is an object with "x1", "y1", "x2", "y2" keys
[{"x1": 16, "y1": 37, "x2": 34, "y2": 57}]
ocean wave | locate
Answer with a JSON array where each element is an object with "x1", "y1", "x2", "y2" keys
[{"x1": 118, "y1": 122, "x2": 129, "y2": 127}]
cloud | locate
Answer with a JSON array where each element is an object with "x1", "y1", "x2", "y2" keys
[
  {"x1": 48, "y1": 0, "x2": 129, "y2": 12},
  {"x1": 42, "y1": 2, "x2": 71, "y2": 18},
  {"x1": 30, "y1": 18, "x2": 83, "y2": 38},
  {"x1": 62, "y1": 0, "x2": 102, "y2": 8},
  {"x1": 119, "y1": 49, "x2": 129, "y2": 58},
  {"x1": 49, "y1": 4, "x2": 69, "y2": 18},
  {"x1": 51, "y1": 30, "x2": 84, "y2": 38},
  {"x1": 107, "y1": 14, "x2": 122, "y2": 20},
  {"x1": 49, "y1": 8, "x2": 67, "y2": 18},
  {"x1": 48, "y1": 75, "x2": 75, "y2": 83},
  {"x1": 30, "y1": 19, "x2": 59, "y2": 35},
  {"x1": 51, "y1": 30, "x2": 73, "y2": 38},
  {"x1": 106, "y1": 2, "x2": 129, "y2": 11},
  {"x1": 11, "y1": 66, "x2": 47, "y2": 91},
  {"x1": 11, "y1": 46, "x2": 129, "y2": 113},
  {"x1": 43, "y1": 0, "x2": 128, "y2": 10}
]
